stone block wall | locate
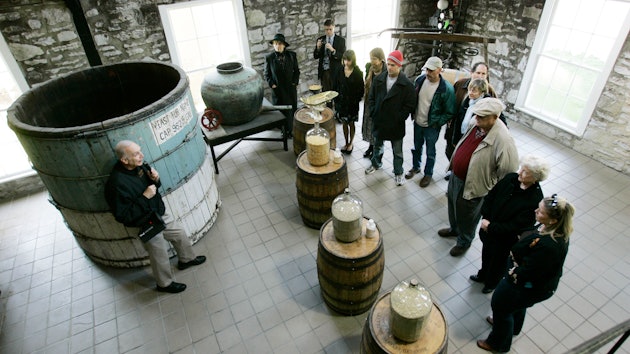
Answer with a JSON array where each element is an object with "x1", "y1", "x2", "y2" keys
[
  {"x1": 0, "y1": 0, "x2": 90, "y2": 85},
  {"x1": 80, "y1": 0, "x2": 171, "y2": 64}
]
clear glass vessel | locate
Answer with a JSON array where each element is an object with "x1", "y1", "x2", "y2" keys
[
  {"x1": 331, "y1": 188, "x2": 363, "y2": 242},
  {"x1": 390, "y1": 278, "x2": 433, "y2": 342},
  {"x1": 306, "y1": 114, "x2": 330, "y2": 166}
]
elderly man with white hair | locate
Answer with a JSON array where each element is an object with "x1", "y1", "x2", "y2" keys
[{"x1": 438, "y1": 97, "x2": 519, "y2": 257}]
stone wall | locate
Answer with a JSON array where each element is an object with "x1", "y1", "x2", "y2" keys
[
  {"x1": 0, "y1": 0, "x2": 90, "y2": 85},
  {"x1": 80, "y1": 0, "x2": 171, "y2": 64}
]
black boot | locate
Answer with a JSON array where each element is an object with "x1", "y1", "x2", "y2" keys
[{"x1": 363, "y1": 145, "x2": 373, "y2": 158}]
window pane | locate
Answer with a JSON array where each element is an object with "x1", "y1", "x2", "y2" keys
[
  {"x1": 161, "y1": 0, "x2": 245, "y2": 111},
  {"x1": 553, "y1": 0, "x2": 579, "y2": 27},
  {"x1": 584, "y1": 35, "x2": 613, "y2": 69},
  {"x1": 351, "y1": 0, "x2": 398, "y2": 76},
  {"x1": 170, "y1": 9, "x2": 196, "y2": 41},
  {"x1": 517, "y1": 0, "x2": 630, "y2": 135},
  {"x1": 574, "y1": 0, "x2": 605, "y2": 33},
  {"x1": 543, "y1": 26, "x2": 570, "y2": 57},
  {"x1": 569, "y1": 68, "x2": 597, "y2": 101},
  {"x1": 561, "y1": 96, "x2": 586, "y2": 124}
]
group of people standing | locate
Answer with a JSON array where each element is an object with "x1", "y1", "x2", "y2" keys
[
  {"x1": 264, "y1": 19, "x2": 363, "y2": 154},
  {"x1": 102, "y1": 20, "x2": 577, "y2": 354},
  {"x1": 261, "y1": 19, "x2": 577, "y2": 354}
]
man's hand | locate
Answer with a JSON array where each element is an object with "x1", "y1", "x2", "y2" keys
[
  {"x1": 143, "y1": 184, "x2": 157, "y2": 199},
  {"x1": 148, "y1": 167, "x2": 159, "y2": 182},
  {"x1": 480, "y1": 219, "x2": 490, "y2": 231}
]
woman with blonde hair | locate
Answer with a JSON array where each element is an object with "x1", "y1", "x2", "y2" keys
[
  {"x1": 361, "y1": 47, "x2": 385, "y2": 158},
  {"x1": 477, "y1": 194, "x2": 575, "y2": 353}
]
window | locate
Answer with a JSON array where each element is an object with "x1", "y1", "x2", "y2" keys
[
  {"x1": 350, "y1": 0, "x2": 399, "y2": 70},
  {"x1": 515, "y1": 0, "x2": 630, "y2": 136},
  {"x1": 0, "y1": 35, "x2": 30, "y2": 181},
  {"x1": 159, "y1": 0, "x2": 250, "y2": 112}
]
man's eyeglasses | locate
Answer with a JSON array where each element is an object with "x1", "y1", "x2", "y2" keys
[{"x1": 550, "y1": 194, "x2": 558, "y2": 209}]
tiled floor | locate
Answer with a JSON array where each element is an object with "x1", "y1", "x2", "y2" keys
[{"x1": 1, "y1": 116, "x2": 629, "y2": 354}]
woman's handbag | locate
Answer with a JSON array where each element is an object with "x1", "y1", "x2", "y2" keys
[{"x1": 138, "y1": 212, "x2": 166, "y2": 242}]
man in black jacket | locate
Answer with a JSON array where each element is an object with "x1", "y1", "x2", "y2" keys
[
  {"x1": 313, "y1": 19, "x2": 346, "y2": 101},
  {"x1": 105, "y1": 140, "x2": 206, "y2": 293},
  {"x1": 364, "y1": 50, "x2": 416, "y2": 186}
]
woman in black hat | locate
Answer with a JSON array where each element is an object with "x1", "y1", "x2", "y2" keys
[{"x1": 264, "y1": 33, "x2": 300, "y2": 138}]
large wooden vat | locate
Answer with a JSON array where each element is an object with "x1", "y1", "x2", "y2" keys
[{"x1": 7, "y1": 62, "x2": 220, "y2": 267}]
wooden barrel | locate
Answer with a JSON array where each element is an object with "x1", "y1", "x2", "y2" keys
[
  {"x1": 441, "y1": 68, "x2": 470, "y2": 85},
  {"x1": 296, "y1": 150, "x2": 348, "y2": 229},
  {"x1": 7, "y1": 62, "x2": 220, "y2": 267},
  {"x1": 317, "y1": 217, "x2": 384, "y2": 315},
  {"x1": 293, "y1": 107, "x2": 336, "y2": 155},
  {"x1": 361, "y1": 292, "x2": 448, "y2": 354}
]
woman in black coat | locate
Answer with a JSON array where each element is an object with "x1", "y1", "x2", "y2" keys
[
  {"x1": 477, "y1": 194, "x2": 575, "y2": 353},
  {"x1": 264, "y1": 34, "x2": 300, "y2": 138},
  {"x1": 334, "y1": 50, "x2": 364, "y2": 154},
  {"x1": 470, "y1": 154, "x2": 550, "y2": 293}
]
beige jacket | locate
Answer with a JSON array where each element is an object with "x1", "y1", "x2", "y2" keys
[{"x1": 450, "y1": 120, "x2": 519, "y2": 200}]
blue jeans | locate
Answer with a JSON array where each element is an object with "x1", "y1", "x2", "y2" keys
[
  {"x1": 486, "y1": 278, "x2": 554, "y2": 352},
  {"x1": 371, "y1": 132, "x2": 404, "y2": 176},
  {"x1": 411, "y1": 124, "x2": 440, "y2": 176}
]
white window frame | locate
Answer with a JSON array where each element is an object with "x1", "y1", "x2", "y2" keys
[
  {"x1": 158, "y1": 0, "x2": 250, "y2": 112},
  {"x1": 349, "y1": 0, "x2": 400, "y2": 70},
  {"x1": 515, "y1": 0, "x2": 630, "y2": 137},
  {"x1": 0, "y1": 33, "x2": 32, "y2": 181}
]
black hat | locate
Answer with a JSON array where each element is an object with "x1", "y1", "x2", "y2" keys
[{"x1": 269, "y1": 33, "x2": 290, "y2": 47}]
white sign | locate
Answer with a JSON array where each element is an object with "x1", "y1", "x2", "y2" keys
[{"x1": 149, "y1": 99, "x2": 192, "y2": 145}]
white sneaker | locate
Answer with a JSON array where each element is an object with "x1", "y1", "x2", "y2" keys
[
  {"x1": 365, "y1": 165, "x2": 379, "y2": 175},
  {"x1": 394, "y1": 174, "x2": 405, "y2": 186}
]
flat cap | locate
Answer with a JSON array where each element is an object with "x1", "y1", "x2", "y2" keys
[{"x1": 472, "y1": 97, "x2": 505, "y2": 116}]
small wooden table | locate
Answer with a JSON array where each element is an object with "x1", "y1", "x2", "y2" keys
[{"x1": 202, "y1": 102, "x2": 288, "y2": 174}]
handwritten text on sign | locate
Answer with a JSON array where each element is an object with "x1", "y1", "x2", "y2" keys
[{"x1": 149, "y1": 99, "x2": 192, "y2": 145}]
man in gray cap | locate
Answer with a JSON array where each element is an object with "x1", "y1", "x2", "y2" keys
[
  {"x1": 407, "y1": 56, "x2": 455, "y2": 188},
  {"x1": 438, "y1": 97, "x2": 518, "y2": 256}
]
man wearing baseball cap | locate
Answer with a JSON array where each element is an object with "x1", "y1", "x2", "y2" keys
[
  {"x1": 439, "y1": 97, "x2": 519, "y2": 257},
  {"x1": 365, "y1": 50, "x2": 415, "y2": 186},
  {"x1": 407, "y1": 56, "x2": 456, "y2": 188}
]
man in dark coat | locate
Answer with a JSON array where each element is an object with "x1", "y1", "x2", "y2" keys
[
  {"x1": 313, "y1": 19, "x2": 346, "y2": 102},
  {"x1": 105, "y1": 140, "x2": 206, "y2": 293},
  {"x1": 264, "y1": 33, "x2": 300, "y2": 138},
  {"x1": 364, "y1": 50, "x2": 416, "y2": 186}
]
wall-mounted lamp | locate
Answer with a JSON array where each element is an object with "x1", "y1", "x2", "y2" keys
[{"x1": 437, "y1": 0, "x2": 449, "y2": 10}]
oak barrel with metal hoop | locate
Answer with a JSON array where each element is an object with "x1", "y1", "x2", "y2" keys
[
  {"x1": 361, "y1": 292, "x2": 448, "y2": 354},
  {"x1": 295, "y1": 150, "x2": 348, "y2": 229},
  {"x1": 317, "y1": 217, "x2": 384, "y2": 315}
]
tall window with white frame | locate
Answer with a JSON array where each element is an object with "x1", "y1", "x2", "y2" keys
[
  {"x1": 0, "y1": 38, "x2": 30, "y2": 181},
  {"x1": 515, "y1": 0, "x2": 630, "y2": 136},
  {"x1": 159, "y1": 0, "x2": 249, "y2": 112},
  {"x1": 350, "y1": 0, "x2": 399, "y2": 71}
]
